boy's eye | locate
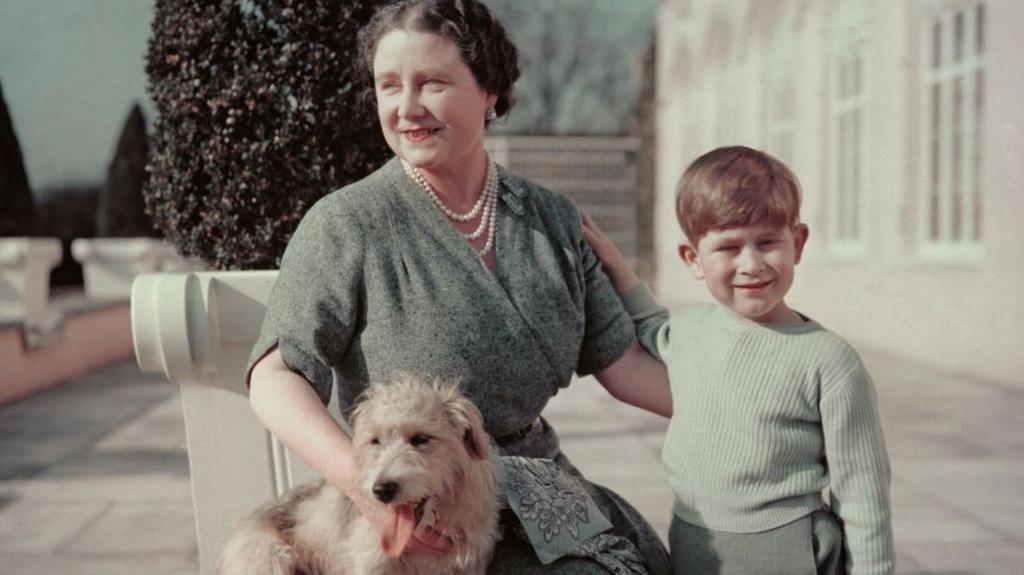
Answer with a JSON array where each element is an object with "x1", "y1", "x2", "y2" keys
[{"x1": 410, "y1": 434, "x2": 431, "y2": 447}]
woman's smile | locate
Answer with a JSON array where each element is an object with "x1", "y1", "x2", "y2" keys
[{"x1": 402, "y1": 128, "x2": 439, "y2": 142}]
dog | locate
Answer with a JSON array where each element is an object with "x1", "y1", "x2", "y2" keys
[{"x1": 217, "y1": 374, "x2": 502, "y2": 575}]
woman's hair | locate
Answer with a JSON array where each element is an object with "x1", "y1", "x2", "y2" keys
[
  {"x1": 676, "y1": 146, "x2": 802, "y2": 244},
  {"x1": 357, "y1": 0, "x2": 520, "y2": 121}
]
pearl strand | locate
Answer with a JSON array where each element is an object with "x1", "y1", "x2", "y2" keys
[
  {"x1": 401, "y1": 160, "x2": 488, "y2": 222},
  {"x1": 402, "y1": 157, "x2": 499, "y2": 258},
  {"x1": 462, "y1": 160, "x2": 498, "y2": 240}
]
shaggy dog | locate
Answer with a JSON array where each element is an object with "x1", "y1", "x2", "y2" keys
[{"x1": 217, "y1": 375, "x2": 501, "y2": 575}]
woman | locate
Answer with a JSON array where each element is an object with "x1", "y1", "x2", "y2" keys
[{"x1": 247, "y1": 1, "x2": 671, "y2": 572}]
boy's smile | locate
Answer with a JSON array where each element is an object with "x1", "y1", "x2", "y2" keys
[{"x1": 680, "y1": 224, "x2": 809, "y2": 324}]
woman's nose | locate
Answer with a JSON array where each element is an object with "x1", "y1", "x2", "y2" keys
[{"x1": 398, "y1": 90, "x2": 423, "y2": 118}]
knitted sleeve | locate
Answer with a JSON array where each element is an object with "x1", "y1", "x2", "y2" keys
[
  {"x1": 618, "y1": 283, "x2": 671, "y2": 361},
  {"x1": 246, "y1": 195, "x2": 365, "y2": 405},
  {"x1": 820, "y1": 346, "x2": 895, "y2": 575}
]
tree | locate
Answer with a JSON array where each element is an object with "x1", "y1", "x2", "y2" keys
[
  {"x1": 145, "y1": 0, "x2": 390, "y2": 269},
  {"x1": 97, "y1": 103, "x2": 154, "y2": 237},
  {"x1": 0, "y1": 80, "x2": 36, "y2": 237},
  {"x1": 486, "y1": 0, "x2": 655, "y2": 135}
]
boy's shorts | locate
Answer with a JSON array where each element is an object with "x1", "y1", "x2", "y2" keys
[{"x1": 668, "y1": 509, "x2": 844, "y2": 575}]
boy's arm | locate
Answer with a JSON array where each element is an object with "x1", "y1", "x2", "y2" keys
[
  {"x1": 582, "y1": 212, "x2": 671, "y2": 359},
  {"x1": 581, "y1": 211, "x2": 640, "y2": 294},
  {"x1": 821, "y1": 353, "x2": 895, "y2": 575}
]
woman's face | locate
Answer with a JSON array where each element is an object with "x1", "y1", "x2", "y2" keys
[{"x1": 372, "y1": 29, "x2": 497, "y2": 174}]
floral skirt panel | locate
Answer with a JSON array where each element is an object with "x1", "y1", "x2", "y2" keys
[{"x1": 489, "y1": 424, "x2": 670, "y2": 575}]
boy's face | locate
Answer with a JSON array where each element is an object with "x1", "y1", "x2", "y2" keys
[{"x1": 680, "y1": 223, "x2": 809, "y2": 324}]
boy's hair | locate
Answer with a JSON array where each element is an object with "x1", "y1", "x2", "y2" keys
[{"x1": 675, "y1": 146, "x2": 802, "y2": 244}]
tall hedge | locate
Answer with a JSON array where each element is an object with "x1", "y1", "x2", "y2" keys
[
  {"x1": 0, "y1": 81, "x2": 36, "y2": 237},
  {"x1": 98, "y1": 103, "x2": 154, "y2": 237},
  {"x1": 145, "y1": 0, "x2": 390, "y2": 270}
]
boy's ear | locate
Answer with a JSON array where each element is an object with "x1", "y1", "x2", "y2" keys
[
  {"x1": 678, "y1": 240, "x2": 705, "y2": 280},
  {"x1": 793, "y1": 224, "x2": 810, "y2": 265}
]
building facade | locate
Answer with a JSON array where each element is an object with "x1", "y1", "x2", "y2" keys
[{"x1": 655, "y1": 0, "x2": 1023, "y2": 385}]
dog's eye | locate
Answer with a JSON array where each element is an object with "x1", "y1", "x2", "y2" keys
[
  {"x1": 370, "y1": 437, "x2": 380, "y2": 446},
  {"x1": 410, "y1": 434, "x2": 431, "y2": 447}
]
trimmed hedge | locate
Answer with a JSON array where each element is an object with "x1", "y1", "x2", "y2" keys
[
  {"x1": 98, "y1": 104, "x2": 155, "y2": 237},
  {"x1": 145, "y1": 0, "x2": 390, "y2": 270}
]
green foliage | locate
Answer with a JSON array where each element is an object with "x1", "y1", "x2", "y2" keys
[
  {"x1": 0, "y1": 81, "x2": 36, "y2": 237},
  {"x1": 145, "y1": 0, "x2": 391, "y2": 270},
  {"x1": 98, "y1": 104, "x2": 155, "y2": 237}
]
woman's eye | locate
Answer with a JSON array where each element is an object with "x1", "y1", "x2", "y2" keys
[{"x1": 410, "y1": 434, "x2": 431, "y2": 447}]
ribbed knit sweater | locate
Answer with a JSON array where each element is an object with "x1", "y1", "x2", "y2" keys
[{"x1": 621, "y1": 285, "x2": 894, "y2": 575}]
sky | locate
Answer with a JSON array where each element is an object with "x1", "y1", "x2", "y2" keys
[
  {"x1": 0, "y1": 0, "x2": 654, "y2": 192},
  {"x1": 0, "y1": 0, "x2": 155, "y2": 192}
]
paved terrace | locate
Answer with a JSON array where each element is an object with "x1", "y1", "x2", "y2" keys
[{"x1": 1, "y1": 350, "x2": 1022, "y2": 574}]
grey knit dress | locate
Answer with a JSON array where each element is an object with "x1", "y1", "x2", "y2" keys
[{"x1": 249, "y1": 157, "x2": 671, "y2": 574}]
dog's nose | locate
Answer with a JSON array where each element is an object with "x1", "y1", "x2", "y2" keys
[{"x1": 372, "y1": 481, "x2": 399, "y2": 503}]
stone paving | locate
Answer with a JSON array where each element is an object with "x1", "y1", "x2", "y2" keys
[{"x1": 1, "y1": 350, "x2": 1021, "y2": 574}]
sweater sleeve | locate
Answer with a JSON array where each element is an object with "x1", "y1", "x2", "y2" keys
[
  {"x1": 820, "y1": 348, "x2": 895, "y2": 575},
  {"x1": 246, "y1": 197, "x2": 365, "y2": 405},
  {"x1": 617, "y1": 283, "x2": 671, "y2": 361}
]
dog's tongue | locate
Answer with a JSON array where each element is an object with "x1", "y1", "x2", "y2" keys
[{"x1": 380, "y1": 504, "x2": 416, "y2": 558}]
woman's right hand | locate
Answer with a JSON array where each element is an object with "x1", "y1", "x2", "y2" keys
[{"x1": 581, "y1": 210, "x2": 641, "y2": 294}]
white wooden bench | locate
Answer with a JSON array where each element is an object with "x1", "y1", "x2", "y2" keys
[{"x1": 132, "y1": 271, "x2": 329, "y2": 573}]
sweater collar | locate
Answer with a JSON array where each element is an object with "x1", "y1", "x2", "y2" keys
[{"x1": 713, "y1": 304, "x2": 824, "y2": 335}]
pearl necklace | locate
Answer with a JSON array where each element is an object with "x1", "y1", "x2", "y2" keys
[{"x1": 401, "y1": 158, "x2": 500, "y2": 257}]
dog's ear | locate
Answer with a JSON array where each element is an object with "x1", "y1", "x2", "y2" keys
[{"x1": 444, "y1": 393, "x2": 491, "y2": 461}]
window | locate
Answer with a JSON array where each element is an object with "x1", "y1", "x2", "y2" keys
[
  {"x1": 921, "y1": 3, "x2": 985, "y2": 256},
  {"x1": 825, "y1": 0, "x2": 872, "y2": 256},
  {"x1": 766, "y1": 26, "x2": 797, "y2": 164},
  {"x1": 828, "y1": 47, "x2": 868, "y2": 252}
]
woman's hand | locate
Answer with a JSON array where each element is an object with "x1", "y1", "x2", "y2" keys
[{"x1": 581, "y1": 211, "x2": 641, "y2": 294}]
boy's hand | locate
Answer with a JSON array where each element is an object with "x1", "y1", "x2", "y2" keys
[{"x1": 581, "y1": 211, "x2": 641, "y2": 294}]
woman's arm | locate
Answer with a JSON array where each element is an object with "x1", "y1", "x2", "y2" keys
[
  {"x1": 595, "y1": 342, "x2": 672, "y2": 418},
  {"x1": 249, "y1": 348, "x2": 361, "y2": 493}
]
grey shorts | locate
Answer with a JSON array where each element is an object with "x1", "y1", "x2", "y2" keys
[{"x1": 668, "y1": 509, "x2": 845, "y2": 575}]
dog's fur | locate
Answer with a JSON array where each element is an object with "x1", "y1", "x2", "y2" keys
[{"x1": 217, "y1": 374, "x2": 501, "y2": 575}]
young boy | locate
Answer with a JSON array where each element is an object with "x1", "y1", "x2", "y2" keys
[{"x1": 584, "y1": 146, "x2": 893, "y2": 574}]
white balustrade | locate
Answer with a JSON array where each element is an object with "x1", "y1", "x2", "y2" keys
[
  {"x1": 71, "y1": 238, "x2": 169, "y2": 299},
  {"x1": 0, "y1": 237, "x2": 64, "y2": 345},
  {"x1": 131, "y1": 270, "x2": 321, "y2": 573}
]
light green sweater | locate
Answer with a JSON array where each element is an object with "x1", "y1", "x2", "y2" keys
[{"x1": 621, "y1": 285, "x2": 894, "y2": 575}]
